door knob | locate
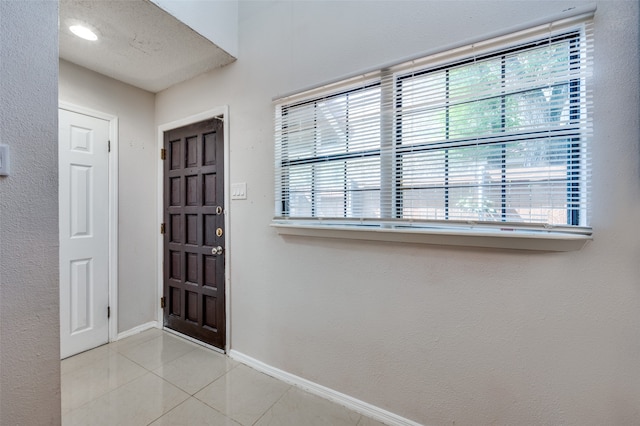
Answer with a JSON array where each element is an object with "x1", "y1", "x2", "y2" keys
[{"x1": 211, "y1": 246, "x2": 223, "y2": 255}]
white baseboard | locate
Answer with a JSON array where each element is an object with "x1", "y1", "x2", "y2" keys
[
  {"x1": 116, "y1": 321, "x2": 159, "y2": 341},
  {"x1": 228, "y1": 350, "x2": 422, "y2": 426}
]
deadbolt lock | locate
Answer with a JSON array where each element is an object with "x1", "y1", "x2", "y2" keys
[
  {"x1": 216, "y1": 227, "x2": 223, "y2": 237},
  {"x1": 216, "y1": 206, "x2": 223, "y2": 215}
]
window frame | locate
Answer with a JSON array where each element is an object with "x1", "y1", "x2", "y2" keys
[
  {"x1": 392, "y1": 31, "x2": 586, "y2": 226},
  {"x1": 279, "y1": 82, "x2": 383, "y2": 219},
  {"x1": 273, "y1": 19, "x2": 593, "y2": 252}
]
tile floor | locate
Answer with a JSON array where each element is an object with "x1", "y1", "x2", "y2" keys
[{"x1": 62, "y1": 329, "x2": 387, "y2": 426}]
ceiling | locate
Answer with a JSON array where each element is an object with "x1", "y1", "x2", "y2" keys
[{"x1": 59, "y1": 0, "x2": 236, "y2": 93}]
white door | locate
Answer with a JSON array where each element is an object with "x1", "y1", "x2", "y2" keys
[{"x1": 59, "y1": 109, "x2": 110, "y2": 359}]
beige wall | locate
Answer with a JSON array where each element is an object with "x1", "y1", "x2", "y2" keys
[
  {"x1": 0, "y1": 1, "x2": 61, "y2": 424},
  {"x1": 155, "y1": 1, "x2": 640, "y2": 424},
  {"x1": 1, "y1": 1, "x2": 636, "y2": 424},
  {"x1": 59, "y1": 60, "x2": 157, "y2": 333}
]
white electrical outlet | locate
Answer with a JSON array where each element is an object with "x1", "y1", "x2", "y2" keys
[{"x1": 0, "y1": 145, "x2": 9, "y2": 176}]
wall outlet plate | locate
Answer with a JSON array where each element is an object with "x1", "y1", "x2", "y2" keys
[{"x1": 0, "y1": 145, "x2": 9, "y2": 176}]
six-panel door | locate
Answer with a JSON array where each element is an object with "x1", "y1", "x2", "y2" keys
[{"x1": 59, "y1": 109, "x2": 110, "y2": 359}]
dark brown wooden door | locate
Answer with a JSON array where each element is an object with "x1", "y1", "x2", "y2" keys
[{"x1": 163, "y1": 118, "x2": 225, "y2": 349}]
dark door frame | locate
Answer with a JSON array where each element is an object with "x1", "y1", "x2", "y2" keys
[{"x1": 156, "y1": 106, "x2": 230, "y2": 353}]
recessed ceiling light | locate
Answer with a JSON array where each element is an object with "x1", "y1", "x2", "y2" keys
[{"x1": 69, "y1": 25, "x2": 98, "y2": 41}]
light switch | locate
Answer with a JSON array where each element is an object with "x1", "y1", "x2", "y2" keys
[
  {"x1": 231, "y1": 182, "x2": 247, "y2": 200},
  {"x1": 0, "y1": 145, "x2": 9, "y2": 176}
]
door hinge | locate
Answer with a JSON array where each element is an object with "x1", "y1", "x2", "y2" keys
[
  {"x1": 107, "y1": 306, "x2": 111, "y2": 318},
  {"x1": 160, "y1": 148, "x2": 167, "y2": 160},
  {"x1": 160, "y1": 223, "x2": 166, "y2": 234},
  {"x1": 160, "y1": 297, "x2": 166, "y2": 309},
  {"x1": 108, "y1": 140, "x2": 111, "y2": 153}
]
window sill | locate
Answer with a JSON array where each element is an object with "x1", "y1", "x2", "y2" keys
[{"x1": 271, "y1": 221, "x2": 591, "y2": 252}]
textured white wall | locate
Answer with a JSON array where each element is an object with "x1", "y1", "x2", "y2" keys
[
  {"x1": 156, "y1": 1, "x2": 640, "y2": 424},
  {"x1": 59, "y1": 60, "x2": 157, "y2": 333},
  {"x1": 150, "y1": 0, "x2": 239, "y2": 57},
  {"x1": 0, "y1": 1, "x2": 61, "y2": 424}
]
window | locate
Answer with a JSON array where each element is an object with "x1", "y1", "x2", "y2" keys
[
  {"x1": 277, "y1": 84, "x2": 383, "y2": 219},
  {"x1": 274, "y1": 19, "x2": 593, "y2": 247}
]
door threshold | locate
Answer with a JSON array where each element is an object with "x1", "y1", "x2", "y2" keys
[{"x1": 163, "y1": 327, "x2": 225, "y2": 355}]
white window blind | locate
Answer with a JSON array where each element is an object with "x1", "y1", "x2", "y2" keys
[{"x1": 275, "y1": 18, "x2": 593, "y2": 236}]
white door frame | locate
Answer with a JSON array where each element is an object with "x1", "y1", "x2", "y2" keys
[
  {"x1": 59, "y1": 101, "x2": 119, "y2": 342},
  {"x1": 156, "y1": 106, "x2": 231, "y2": 353}
]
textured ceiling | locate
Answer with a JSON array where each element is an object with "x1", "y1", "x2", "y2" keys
[{"x1": 59, "y1": 0, "x2": 236, "y2": 93}]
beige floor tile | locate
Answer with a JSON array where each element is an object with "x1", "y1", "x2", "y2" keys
[
  {"x1": 149, "y1": 397, "x2": 241, "y2": 426},
  {"x1": 61, "y1": 344, "x2": 112, "y2": 376},
  {"x1": 61, "y1": 331, "x2": 374, "y2": 426},
  {"x1": 108, "y1": 328, "x2": 164, "y2": 354},
  {"x1": 153, "y1": 347, "x2": 237, "y2": 395},
  {"x1": 118, "y1": 333, "x2": 199, "y2": 370},
  {"x1": 254, "y1": 387, "x2": 361, "y2": 426},
  {"x1": 195, "y1": 364, "x2": 290, "y2": 426},
  {"x1": 62, "y1": 372, "x2": 189, "y2": 426},
  {"x1": 61, "y1": 351, "x2": 147, "y2": 414}
]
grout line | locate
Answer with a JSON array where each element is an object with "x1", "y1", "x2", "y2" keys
[
  {"x1": 188, "y1": 363, "x2": 237, "y2": 397},
  {"x1": 249, "y1": 383, "x2": 293, "y2": 426},
  {"x1": 229, "y1": 350, "x2": 420, "y2": 426},
  {"x1": 62, "y1": 351, "x2": 149, "y2": 416},
  {"x1": 144, "y1": 396, "x2": 186, "y2": 426},
  {"x1": 191, "y1": 393, "x2": 242, "y2": 426},
  {"x1": 127, "y1": 331, "x2": 228, "y2": 396},
  {"x1": 64, "y1": 331, "x2": 375, "y2": 426}
]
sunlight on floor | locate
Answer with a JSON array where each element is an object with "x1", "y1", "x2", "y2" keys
[{"x1": 61, "y1": 329, "x2": 386, "y2": 425}]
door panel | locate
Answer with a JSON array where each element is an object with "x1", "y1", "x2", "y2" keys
[
  {"x1": 70, "y1": 258, "x2": 92, "y2": 333},
  {"x1": 59, "y1": 109, "x2": 110, "y2": 359},
  {"x1": 163, "y1": 118, "x2": 225, "y2": 349}
]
